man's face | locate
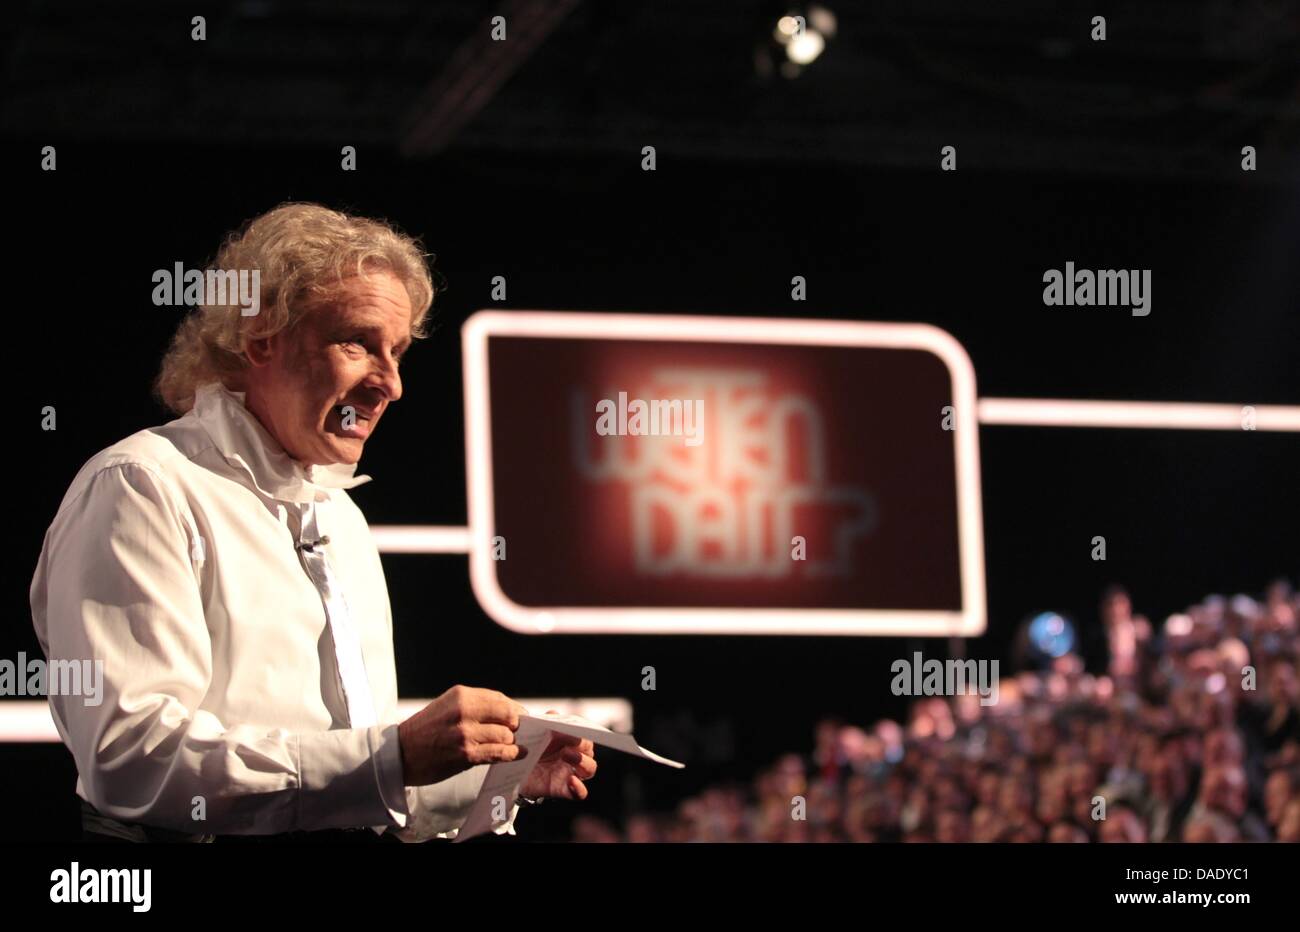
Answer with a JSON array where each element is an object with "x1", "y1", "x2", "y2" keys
[
  {"x1": 1099, "y1": 808, "x2": 1145, "y2": 843},
  {"x1": 1201, "y1": 766, "x2": 1246, "y2": 817},
  {"x1": 244, "y1": 271, "x2": 411, "y2": 466},
  {"x1": 1205, "y1": 728, "x2": 1243, "y2": 767}
]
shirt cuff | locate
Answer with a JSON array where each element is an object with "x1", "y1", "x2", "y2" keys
[
  {"x1": 391, "y1": 765, "x2": 522, "y2": 843},
  {"x1": 297, "y1": 724, "x2": 408, "y2": 831}
]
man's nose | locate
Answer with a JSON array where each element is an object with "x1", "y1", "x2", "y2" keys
[{"x1": 370, "y1": 353, "x2": 402, "y2": 402}]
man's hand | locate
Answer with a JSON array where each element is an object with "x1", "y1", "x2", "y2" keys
[
  {"x1": 520, "y1": 717, "x2": 598, "y2": 800},
  {"x1": 397, "y1": 685, "x2": 529, "y2": 786}
]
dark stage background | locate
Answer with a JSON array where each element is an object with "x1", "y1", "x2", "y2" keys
[{"x1": 2, "y1": 0, "x2": 1298, "y2": 841}]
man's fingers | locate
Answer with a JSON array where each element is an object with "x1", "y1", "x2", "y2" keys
[
  {"x1": 554, "y1": 739, "x2": 596, "y2": 779},
  {"x1": 561, "y1": 749, "x2": 596, "y2": 779},
  {"x1": 469, "y1": 723, "x2": 517, "y2": 747},
  {"x1": 569, "y1": 774, "x2": 588, "y2": 800},
  {"x1": 475, "y1": 743, "x2": 527, "y2": 764},
  {"x1": 475, "y1": 691, "x2": 522, "y2": 729}
]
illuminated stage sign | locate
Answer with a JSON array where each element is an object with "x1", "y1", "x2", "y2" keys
[{"x1": 462, "y1": 312, "x2": 985, "y2": 635}]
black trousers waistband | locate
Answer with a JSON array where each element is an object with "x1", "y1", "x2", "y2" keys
[{"x1": 80, "y1": 799, "x2": 390, "y2": 843}]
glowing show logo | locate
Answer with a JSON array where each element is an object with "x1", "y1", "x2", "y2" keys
[
  {"x1": 572, "y1": 368, "x2": 877, "y2": 579},
  {"x1": 593, "y1": 393, "x2": 705, "y2": 446}
]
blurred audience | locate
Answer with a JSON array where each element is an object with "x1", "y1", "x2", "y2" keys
[{"x1": 576, "y1": 580, "x2": 1300, "y2": 842}]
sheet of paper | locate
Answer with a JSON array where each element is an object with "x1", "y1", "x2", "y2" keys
[{"x1": 454, "y1": 711, "x2": 684, "y2": 842}]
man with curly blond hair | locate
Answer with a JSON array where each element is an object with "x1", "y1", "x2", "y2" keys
[{"x1": 31, "y1": 203, "x2": 595, "y2": 842}]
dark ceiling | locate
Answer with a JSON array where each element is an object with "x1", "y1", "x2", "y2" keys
[{"x1": 3, "y1": 0, "x2": 1299, "y2": 181}]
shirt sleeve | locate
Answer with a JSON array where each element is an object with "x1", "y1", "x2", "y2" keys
[
  {"x1": 34, "y1": 461, "x2": 407, "y2": 835},
  {"x1": 369, "y1": 680, "x2": 521, "y2": 841},
  {"x1": 355, "y1": 520, "x2": 522, "y2": 843},
  {"x1": 384, "y1": 760, "x2": 521, "y2": 843}
]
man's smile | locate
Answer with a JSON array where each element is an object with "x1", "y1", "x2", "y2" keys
[{"x1": 328, "y1": 401, "x2": 379, "y2": 439}]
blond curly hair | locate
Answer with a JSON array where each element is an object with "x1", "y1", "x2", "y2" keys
[{"x1": 155, "y1": 202, "x2": 436, "y2": 414}]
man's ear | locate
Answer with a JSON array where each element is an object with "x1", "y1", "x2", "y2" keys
[{"x1": 244, "y1": 332, "x2": 277, "y2": 367}]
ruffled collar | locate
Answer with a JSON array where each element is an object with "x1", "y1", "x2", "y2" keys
[{"x1": 190, "y1": 382, "x2": 372, "y2": 504}]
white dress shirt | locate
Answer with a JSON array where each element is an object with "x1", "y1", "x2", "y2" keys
[{"x1": 30, "y1": 382, "x2": 516, "y2": 840}]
